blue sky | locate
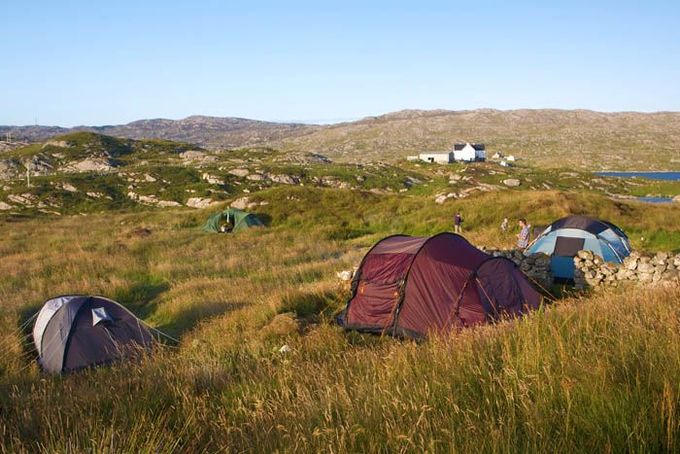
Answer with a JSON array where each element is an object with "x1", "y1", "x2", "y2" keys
[{"x1": 2, "y1": 0, "x2": 679, "y2": 126}]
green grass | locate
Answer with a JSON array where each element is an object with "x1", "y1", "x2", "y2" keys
[
  {"x1": 0, "y1": 187, "x2": 679, "y2": 452},
  {"x1": 1, "y1": 134, "x2": 680, "y2": 452}
]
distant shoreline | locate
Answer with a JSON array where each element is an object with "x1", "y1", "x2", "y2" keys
[{"x1": 595, "y1": 171, "x2": 680, "y2": 180}]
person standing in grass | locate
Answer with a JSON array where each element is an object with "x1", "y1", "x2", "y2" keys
[
  {"x1": 517, "y1": 218, "x2": 531, "y2": 249},
  {"x1": 454, "y1": 212, "x2": 463, "y2": 234}
]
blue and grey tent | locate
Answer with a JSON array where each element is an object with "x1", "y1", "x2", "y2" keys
[{"x1": 525, "y1": 215, "x2": 631, "y2": 280}]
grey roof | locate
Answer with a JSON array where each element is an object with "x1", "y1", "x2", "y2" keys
[{"x1": 454, "y1": 143, "x2": 485, "y2": 151}]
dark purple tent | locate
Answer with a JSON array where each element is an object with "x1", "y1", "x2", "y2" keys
[
  {"x1": 340, "y1": 233, "x2": 542, "y2": 339},
  {"x1": 33, "y1": 295, "x2": 152, "y2": 374}
]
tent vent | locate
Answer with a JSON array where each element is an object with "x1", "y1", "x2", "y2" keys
[{"x1": 92, "y1": 307, "x2": 113, "y2": 326}]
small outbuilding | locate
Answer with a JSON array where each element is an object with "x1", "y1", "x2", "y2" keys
[
  {"x1": 339, "y1": 233, "x2": 542, "y2": 339},
  {"x1": 415, "y1": 152, "x2": 454, "y2": 164}
]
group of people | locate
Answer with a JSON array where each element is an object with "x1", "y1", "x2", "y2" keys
[{"x1": 454, "y1": 212, "x2": 532, "y2": 250}]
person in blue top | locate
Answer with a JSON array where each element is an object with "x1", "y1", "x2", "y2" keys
[{"x1": 517, "y1": 218, "x2": 531, "y2": 249}]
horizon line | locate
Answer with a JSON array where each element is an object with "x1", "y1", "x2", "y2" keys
[{"x1": 3, "y1": 106, "x2": 680, "y2": 129}]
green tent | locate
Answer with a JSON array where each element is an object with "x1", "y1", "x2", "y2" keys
[{"x1": 202, "y1": 208, "x2": 264, "y2": 233}]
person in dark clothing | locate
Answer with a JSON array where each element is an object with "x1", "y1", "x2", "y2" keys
[{"x1": 454, "y1": 212, "x2": 463, "y2": 234}]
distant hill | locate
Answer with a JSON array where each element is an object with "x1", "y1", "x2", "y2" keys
[
  {"x1": 0, "y1": 116, "x2": 318, "y2": 149},
  {"x1": 273, "y1": 109, "x2": 680, "y2": 170},
  {"x1": 2, "y1": 109, "x2": 680, "y2": 169}
]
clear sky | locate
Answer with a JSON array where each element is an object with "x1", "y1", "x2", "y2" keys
[{"x1": 2, "y1": 0, "x2": 679, "y2": 126}]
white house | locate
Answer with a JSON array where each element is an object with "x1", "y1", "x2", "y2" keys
[
  {"x1": 417, "y1": 152, "x2": 454, "y2": 164},
  {"x1": 453, "y1": 143, "x2": 486, "y2": 162}
]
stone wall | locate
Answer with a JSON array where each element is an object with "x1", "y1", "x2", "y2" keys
[
  {"x1": 573, "y1": 250, "x2": 680, "y2": 289},
  {"x1": 481, "y1": 248, "x2": 553, "y2": 289}
]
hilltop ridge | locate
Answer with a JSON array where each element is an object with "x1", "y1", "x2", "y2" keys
[{"x1": 2, "y1": 109, "x2": 680, "y2": 170}]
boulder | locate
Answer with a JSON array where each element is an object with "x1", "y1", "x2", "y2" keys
[
  {"x1": 0, "y1": 201, "x2": 13, "y2": 210},
  {"x1": 228, "y1": 168, "x2": 250, "y2": 177},
  {"x1": 246, "y1": 173, "x2": 266, "y2": 182},
  {"x1": 8, "y1": 193, "x2": 36, "y2": 205},
  {"x1": 270, "y1": 174, "x2": 299, "y2": 185},
  {"x1": 404, "y1": 176, "x2": 422, "y2": 188},
  {"x1": 637, "y1": 262, "x2": 654, "y2": 274},
  {"x1": 624, "y1": 256, "x2": 638, "y2": 270},
  {"x1": 186, "y1": 197, "x2": 220, "y2": 209},
  {"x1": 202, "y1": 173, "x2": 223, "y2": 185},
  {"x1": 157, "y1": 200, "x2": 182, "y2": 208},
  {"x1": 577, "y1": 250, "x2": 594, "y2": 260},
  {"x1": 502, "y1": 179, "x2": 521, "y2": 187},
  {"x1": 180, "y1": 150, "x2": 206, "y2": 161},
  {"x1": 231, "y1": 196, "x2": 251, "y2": 210}
]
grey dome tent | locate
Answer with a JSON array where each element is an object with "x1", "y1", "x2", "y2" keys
[
  {"x1": 33, "y1": 295, "x2": 152, "y2": 374},
  {"x1": 525, "y1": 215, "x2": 631, "y2": 280}
]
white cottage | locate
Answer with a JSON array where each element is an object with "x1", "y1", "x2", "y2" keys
[{"x1": 453, "y1": 143, "x2": 486, "y2": 162}]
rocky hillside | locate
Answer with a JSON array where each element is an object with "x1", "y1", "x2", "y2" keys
[
  {"x1": 1, "y1": 131, "x2": 677, "y2": 216},
  {"x1": 3, "y1": 109, "x2": 680, "y2": 170},
  {"x1": 274, "y1": 109, "x2": 680, "y2": 169}
]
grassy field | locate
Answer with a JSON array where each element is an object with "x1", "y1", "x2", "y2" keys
[{"x1": 1, "y1": 187, "x2": 680, "y2": 452}]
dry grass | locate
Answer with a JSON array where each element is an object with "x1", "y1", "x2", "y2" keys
[{"x1": 1, "y1": 189, "x2": 680, "y2": 452}]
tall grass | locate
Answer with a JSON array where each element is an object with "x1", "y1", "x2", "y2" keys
[{"x1": 1, "y1": 188, "x2": 679, "y2": 452}]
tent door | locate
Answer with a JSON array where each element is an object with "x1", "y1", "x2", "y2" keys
[{"x1": 553, "y1": 236, "x2": 585, "y2": 257}]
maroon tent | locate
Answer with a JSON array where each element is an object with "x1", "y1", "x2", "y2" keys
[{"x1": 340, "y1": 233, "x2": 542, "y2": 339}]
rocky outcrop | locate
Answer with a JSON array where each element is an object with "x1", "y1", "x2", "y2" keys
[
  {"x1": 228, "y1": 168, "x2": 250, "y2": 177},
  {"x1": 269, "y1": 174, "x2": 299, "y2": 185},
  {"x1": 0, "y1": 201, "x2": 14, "y2": 210},
  {"x1": 86, "y1": 191, "x2": 111, "y2": 199},
  {"x1": 0, "y1": 159, "x2": 21, "y2": 180},
  {"x1": 246, "y1": 173, "x2": 266, "y2": 182},
  {"x1": 180, "y1": 150, "x2": 205, "y2": 160},
  {"x1": 231, "y1": 196, "x2": 255, "y2": 210},
  {"x1": 573, "y1": 250, "x2": 680, "y2": 289},
  {"x1": 66, "y1": 157, "x2": 115, "y2": 173},
  {"x1": 157, "y1": 200, "x2": 182, "y2": 207},
  {"x1": 60, "y1": 183, "x2": 78, "y2": 192},
  {"x1": 42, "y1": 140, "x2": 69, "y2": 148},
  {"x1": 7, "y1": 193, "x2": 46, "y2": 208},
  {"x1": 186, "y1": 197, "x2": 220, "y2": 209},
  {"x1": 202, "y1": 173, "x2": 224, "y2": 185},
  {"x1": 127, "y1": 191, "x2": 181, "y2": 207}
]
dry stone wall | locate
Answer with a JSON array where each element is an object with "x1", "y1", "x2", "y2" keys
[
  {"x1": 573, "y1": 250, "x2": 680, "y2": 289},
  {"x1": 481, "y1": 248, "x2": 553, "y2": 289}
]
